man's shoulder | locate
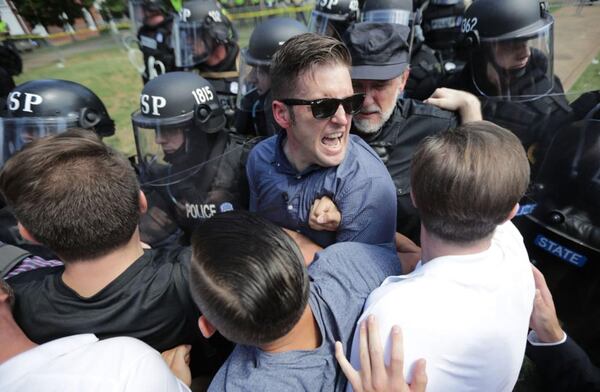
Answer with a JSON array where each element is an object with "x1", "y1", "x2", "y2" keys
[
  {"x1": 309, "y1": 243, "x2": 400, "y2": 286},
  {"x1": 210, "y1": 344, "x2": 336, "y2": 392},
  {"x1": 248, "y1": 135, "x2": 278, "y2": 162}
]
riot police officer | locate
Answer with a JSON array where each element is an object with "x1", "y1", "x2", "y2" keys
[
  {"x1": 514, "y1": 99, "x2": 600, "y2": 363},
  {"x1": 361, "y1": 0, "x2": 445, "y2": 100},
  {"x1": 0, "y1": 79, "x2": 115, "y2": 257},
  {"x1": 308, "y1": 0, "x2": 360, "y2": 40},
  {"x1": 172, "y1": 0, "x2": 239, "y2": 125},
  {"x1": 130, "y1": 0, "x2": 179, "y2": 83},
  {"x1": 132, "y1": 72, "x2": 257, "y2": 246},
  {"x1": 420, "y1": 0, "x2": 466, "y2": 75},
  {"x1": 444, "y1": 0, "x2": 572, "y2": 159},
  {"x1": 236, "y1": 17, "x2": 307, "y2": 137}
]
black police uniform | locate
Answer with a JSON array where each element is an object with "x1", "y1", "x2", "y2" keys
[
  {"x1": 514, "y1": 105, "x2": 600, "y2": 363},
  {"x1": 354, "y1": 98, "x2": 458, "y2": 243},
  {"x1": 444, "y1": 53, "x2": 572, "y2": 156},
  {"x1": 137, "y1": 15, "x2": 178, "y2": 84},
  {"x1": 140, "y1": 131, "x2": 258, "y2": 246}
]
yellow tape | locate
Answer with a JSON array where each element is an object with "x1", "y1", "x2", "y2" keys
[
  {"x1": 4, "y1": 23, "x2": 130, "y2": 41},
  {"x1": 226, "y1": 5, "x2": 313, "y2": 20}
]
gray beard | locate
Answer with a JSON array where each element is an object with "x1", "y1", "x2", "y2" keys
[{"x1": 352, "y1": 91, "x2": 399, "y2": 135}]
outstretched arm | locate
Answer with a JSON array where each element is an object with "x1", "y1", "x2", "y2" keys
[{"x1": 424, "y1": 88, "x2": 482, "y2": 124}]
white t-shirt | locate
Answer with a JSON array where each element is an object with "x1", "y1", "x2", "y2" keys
[
  {"x1": 0, "y1": 334, "x2": 191, "y2": 392},
  {"x1": 349, "y1": 222, "x2": 535, "y2": 392}
]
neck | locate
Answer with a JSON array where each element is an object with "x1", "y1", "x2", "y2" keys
[
  {"x1": 61, "y1": 230, "x2": 144, "y2": 298},
  {"x1": 260, "y1": 305, "x2": 321, "y2": 353},
  {"x1": 0, "y1": 306, "x2": 36, "y2": 365},
  {"x1": 420, "y1": 226, "x2": 492, "y2": 264},
  {"x1": 282, "y1": 135, "x2": 310, "y2": 173}
]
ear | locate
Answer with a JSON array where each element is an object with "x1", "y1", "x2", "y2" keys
[
  {"x1": 272, "y1": 100, "x2": 292, "y2": 129},
  {"x1": 398, "y1": 68, "x2": 410, "y2": 92},
  {"x1": 410, "y1": 189, "x2": 417, "y2": 209},
  {"x1": 139, "y1": 190, "x2": 148, "y2": 215},
  {"x1": 198, "y1": 315, "x2": 216, "y2": 338},
  {"x1": 17, "y1": 222, "x2": 39, "y2": 244},
  {"x1": 505, "y1": 203, "x2": 519, "y2": 222}
]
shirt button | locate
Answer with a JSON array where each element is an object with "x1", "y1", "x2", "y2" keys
[
  {"x1": 296, "y1": 175, "x2": 301, "y2": 179},
  {"x1": 287, "y1": 205, "x2": 293, "y2": 210}
]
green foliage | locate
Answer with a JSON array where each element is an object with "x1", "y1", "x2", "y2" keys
[
  {"x1": 97, "y1": 0, "x2": 129, "y2": 19},
  {"x1": 14, "y1": 0, "x2": 85, "y2": 27}
]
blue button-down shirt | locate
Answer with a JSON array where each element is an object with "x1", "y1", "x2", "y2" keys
[{"x1": 247, "y1": 132, "x2": 397, "y2": 248}]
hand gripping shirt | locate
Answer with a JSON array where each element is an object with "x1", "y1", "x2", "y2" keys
[{"x1": 247, "y1": 132, "x2": 397, "y2": 248}]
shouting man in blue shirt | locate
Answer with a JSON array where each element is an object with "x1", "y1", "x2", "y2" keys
[{"x1": 246, "y1": 33, "x2": 397, "y2": 248}]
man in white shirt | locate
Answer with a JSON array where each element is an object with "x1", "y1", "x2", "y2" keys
[
  {"x1": 0, "y1": 279, "x2": 191, "y2": 392},
  {"x1": 348, "y1": 121, "x2": 535, "y2": 392}
]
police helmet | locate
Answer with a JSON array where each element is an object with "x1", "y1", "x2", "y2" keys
[
  {"x1": 421, "y1": 0, "x2": 464, "y2": 51},
  {"x1": 129, "y1": 0, "x2": 175, "y2": 32},
  {"x1": 132, "y1": 71, "x2": 225, "y2": 134},
  {"x1": 238, "y1": 18, "x2": 308, "y2": 110},
  {"x1": 0, "y1": 79, "x2": 114, "y2": 166},
  {"x1": 309, "y1": 0, "x2": 360, "y2": 40},
  {"x1": 244, "y1": 18, "x2": 308, "y2": 67},
  {"x1": 173, "y1": 0, "x2": 238, "y2": 67},
  {"x1": 461, "y1": 0, "x2": 555, "y2": 101}
]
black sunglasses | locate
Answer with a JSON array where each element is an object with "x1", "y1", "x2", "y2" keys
[{"x1": 280, "y1": 93, "x2": 365, "y2": 119}]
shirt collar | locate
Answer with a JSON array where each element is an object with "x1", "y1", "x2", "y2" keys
[{"x1": 0, "y1": 334, "x2": 98, "y2": 388}]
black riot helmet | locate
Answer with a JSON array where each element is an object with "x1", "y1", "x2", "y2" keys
[
  {"x1": 421, "y1": 0, "x2": 465, "y2": 51},
  {"x1": 132, "y1": 72, "x2": 225, "y2": 170},
  {"x1": 238, "y1": 18, "x2": 308, "y2": 107},
  {"x1": 173, "y1": 0, "x2": 238, "y2": 68},
  {"x1": 244, "y1": 17, "x2": 308, "y2": 67},
  {"x1": 129, "y1": 0, "x2": 175, "y2": 32},
  {"x1": 461, "y1": 0, "x2": 555, "y2": 102},
  {"x1": 309, "y1": 0, "x2": 360, "y2": 40},
  {"x1": 0, "y1": 79, "x2": 114, "y2": 166}
]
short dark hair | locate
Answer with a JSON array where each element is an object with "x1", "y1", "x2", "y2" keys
[
  {"x1": 270, "y1": 33, "x2": 351, "y2": 100},
  {"x1": 190, "y1": 211, "x2": 310, "y2": 346},
  {"x1": 0, "y1": 129, "x2": 140, "y2": 262},
  {"x1": 0, "y1": 279, "x2": 15, "y2": 309},
  {"x1": 411, "y1": 121, "x2": 530, "y2": 243}
]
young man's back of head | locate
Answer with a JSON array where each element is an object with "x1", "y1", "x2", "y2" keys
[
  {"x1": 189, "y1": 211, "x2": 310, "y2": 346},
  {"x1": 411, "y1": 121, "x2": 530, "y2": 243},
  {"x1": 0, "y1": 129, "x2": 140, "y2": 262}
]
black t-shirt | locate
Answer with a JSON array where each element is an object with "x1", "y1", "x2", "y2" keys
[{"x1": 8, "y1": 247, "x2": 200, "y2": 351}]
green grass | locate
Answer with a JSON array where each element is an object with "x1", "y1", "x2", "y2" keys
[
  {"x1": 16, "y1": 45, "x2": 142, "y2": 155},
  {"x1": 568, "y1": 51, "x2": 600, "y2": 102}
]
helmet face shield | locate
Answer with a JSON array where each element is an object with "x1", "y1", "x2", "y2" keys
[
  {"x1": 472, "y1": 22, "x2": 554, "y2": 102},
  {"x1": 0, "y1": 117, "x2": 76, "y2": 166},
  {"x1": 237, "y1": 54, "x2": 270, "y2": 111},
  {"x1": 309, "y1": 11, "x2": 347, "y2": 40},
  {"x1": 133, "y1": 112, "x2": 193, "y2": 173},
  {"x1": 173, "y1": 18, "x2": 214, "y2": 67},
  {"x1": 362, "y1": 9, "x2": 411, "y2": 25}
]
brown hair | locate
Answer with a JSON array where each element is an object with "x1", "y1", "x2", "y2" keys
[
  {"x1": 411, "y1": 121, "x2": 530, "y2": 243},
  {"x1": 270, "y1": 33, "x2": 351, "y2": 100},
  {"x1": 0, "y1": 129, "x2": 140, "y2": 262}
]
